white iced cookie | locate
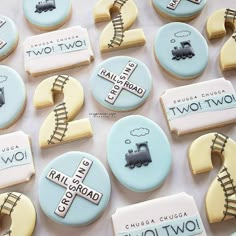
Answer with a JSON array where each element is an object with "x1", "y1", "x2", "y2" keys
[
  {"x1": 34, "y1": 75, "x2": 93, "y2": 148},
  {"x1": 0, "y1": 131, "x2": 35, "y2": 189},
  {"x1": 189, "y1": 133, "x2": 236, "y2": 223},
  {"x1": 161, "y1": 78, "x2": 236, "y2": 135},
  {"x1": 94, "y1": 0, "x2": 146, "y2": 52},
  {"x1": 207, "y1": 8, "x2": 236, "y2": 71},
  {"x1": 112, "y1": 192, "x2": 206, "y2": 236},
  {"x1": 24, "y1": 26, "x2": 94, "y2": 76},
  {"x1": 0, "y1": 192, "x2": 36, "y2": 236}
]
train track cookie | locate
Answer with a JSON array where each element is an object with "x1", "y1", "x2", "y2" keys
[
  {"x1": 38, "y1": 152, "x2": 111, "y2": 226},
  {"x1": 34, "y1": 75, "x2": 93, "y2": 148},
  {"x1": 94, "y1": 0, "x2": 146, "y2": 52},
  {"x1": 0, "y1": 16, "x2": 18, "y2": 61},
  {"x1": 154, "y1": 22, "x2": 208, "y2": 80},
  {"x1": 0, "y1": 192, "x2": 36, "y2": 236},
  {"x1": 152, "y1": 0, "x2": 206, "y2": 21},
  {"x1": 189, "y1": 133, "x2": 236, "y2": 223},
  {"x1": 0, "y1": 66, "x2": 26, "y2": 130},
  {"x1": 23, "y1": 0, "x2": 72, "y2": 31},
  {"x1": 107, "y1": 115, "x2": 171, "y2": 192},
  {"x1": 207, "y1": 8, "x2": 236, "y2": 72}
]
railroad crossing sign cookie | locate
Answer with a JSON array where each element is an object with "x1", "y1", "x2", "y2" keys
[
  {"x1": 152, "y1": 0, "x2": 206, "y2": 21},
  {"x1": 154, "y1": 22, "x2": 208, "y2": 80},
  {"x1": 38, "y1": 152, "x2": 111, "y2": 226},
  {"x1": 90, "y1": 56, "x2": 152, "y2": 111},
  {"x1": 23, "y1": 0, "x2": 72, "y2": 31},
  {"x1": 0, "y1": 66, "x2": 26, "y2": 130},
  {"x1": 107, "y1": 115, "x2": 172, "y2": 192},
  {"x1": 0, "y1": 15, "x2": 18, "y2": 61}
]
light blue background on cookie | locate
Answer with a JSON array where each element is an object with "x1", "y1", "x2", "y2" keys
[
  {"x1": 107, "y1": 115, "x2": 172, "y2": 192},
  {"x1": 154, "y1": 22, "x2": 208, "y2": 79}
]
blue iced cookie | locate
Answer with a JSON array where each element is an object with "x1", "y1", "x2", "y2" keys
[
  {"x1": 90, "y1": 56, "x2": 152, "y2": 111},
  {"x1": 107, "y1": 115, "x2": 172, "y2": 192},
  {"x1": 152, "y1": 0, "x2": 206, "y2": 21},
  {"x1": 0, "y1": 16, "x2": 18, "y2": 61},
  {"x1": 154, "y1": 22, "x2": 208, "y2": 80},
  {"x1": 38, "y1": 152, "x2": 111, "y2": 226},
  {"x1": 0, "y1": 66, "x2": 26, "y2": 130},
  {"x1": 23, "y1": 0, "x2": 72, "y2": 31}
]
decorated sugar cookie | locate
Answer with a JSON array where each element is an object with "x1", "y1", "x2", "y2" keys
[
  {"x1": 161, "y1": 78, "x2": 236, "y2": 135},
  {"x1": 207, "y1": 8, "x2": 236, "y2": 71},
  {"x1": 38, "y1": 152, "x2": 111, "y2": 226},
  {"x1": 23, "y1": 0, "x2": 72, "y2": 31},
  {"x1": 112, "y1": 193, "x2": 206, "y2": 236},
  {"x1": 0, "y1": 131, "x2": 35, "y2": 189},
  {"x1": 90, "y1": 56, "x2": 152, "y2": 111},
  {"x1": 189, "y1": 133, "x2": 236, "y2": 223},
  {"x1": 107, "y1": 115, "x2": 171, "y2": 192},
  {"x1": 154, "y1": 22, "x2": 208, "y2": 80},
  {"x1": 0, "y1": 66, "x2": 26, "y2": 130},
  {"x1": 34, "y1": 75, "x2": 93, "y2": 148},
  {"x1": 94, "y1": 0, "x2": 146, "y2": 52},
  {"x1": 24, "y1": 26, "x2": 94, "y2": 76},
  {"x1": 0, "y1": 192, "x2": 36, "y2": 236},
  {"x1": 152, "y1": 0, "x2": 206, "y2": 21}
]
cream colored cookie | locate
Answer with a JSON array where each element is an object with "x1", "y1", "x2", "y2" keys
[
  {"x1": 189, "y1": 133, "x2": 236, "y2": 223},
  {"x1": 94, "y1": 0, "x2": 146, "y2": 52},
  {"x1": 33, "y1": 75, "x2": 93, "y2": 148},
  {"x1": 0, "y1": 192, "x2": 36, "y2": 236},
  {"x1": 207, "y1": 8, "x2": 236, "y2": 71}
]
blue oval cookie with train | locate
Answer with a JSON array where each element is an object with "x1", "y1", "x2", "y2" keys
[
  {"x1": 154, "y1": 22, "x2": 208, "y2": 80},
  {"x1": 152, "y1": 0, "x2": 206, "y2": 21}
]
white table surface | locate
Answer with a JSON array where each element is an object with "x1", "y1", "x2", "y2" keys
[{"x1": 0, "y1": 0, "x2": 236, "y2": 235}]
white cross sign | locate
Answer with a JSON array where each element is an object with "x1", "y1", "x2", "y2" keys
[
  {"x1": 167, "y1": 0, "x2": 202, "y2": 10},
  {"x1": 98, "y1": 61, "x2": 146, "y2": 105},
  {"x1": 47, "y1": 158, "x2": 103, "y2": 218}
]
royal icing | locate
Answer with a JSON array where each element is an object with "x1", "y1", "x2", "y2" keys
[
  {"x1": 23, "y1": 0, "x2": 72, "y2": 30},
  {"x1": 38, "y1": 152, "x2": 111, "y2": 226},
  {"x1": 0, "y1": 15, "x2": 18, "y2": 61},
  {"x1": 161, "y1": 78, "x2": 236, "y2": 135},
  {"x1": 154, "y1": 22, "x2": 208, "y2": 80},
  {"x1": 90, "y1": 56, "x2": 152, "y2": 111},
  {"x1": 24, "y1": 26, "x2": 94, "y2": 76},
  {"x1": 107, "y1": 115, "x2": 171, "y2": 192},
  {"x1": 94, "y1": 0, "x2": 146, "y2": 52},
  {"x1": 0, "y1": 66, "x2": 26, "y2": 130},
  {"x1": 112, "y1": 193, "x2": 206, "y2": 236},
  {"x1": 0, "y1": 131, "x2": 35, "y2": 189},
  {"x1": 189, "y1": 133, "x2": 236, "y2": 223},
  {"x1": 0, "y1": 192, "x2": 36, "y2": 236},
  {"x1": 33, "y1": 75, "x2": 93, "y2": 148}
]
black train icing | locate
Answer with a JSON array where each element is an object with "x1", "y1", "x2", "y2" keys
[
  {"x1": 35, "y1": 0, "x2": 56, "y2": 13},
  {"x1": 0, "y1": 88, "x2": 5, "y2": 107},
  {"x1": 125, "y1": 142, "x2": 152, "y2": 169},
  {"x1": 172, "y1": 41, "x2": 195, "y2": 60}
]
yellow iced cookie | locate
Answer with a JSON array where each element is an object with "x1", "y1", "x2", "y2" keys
[
  {"x1": 206, "y1": 8, "x2": 236, "y2": 71},
  {"x1": 94, "y1": 0, "x2": 146, "y2": 52},
  {"x1": 0, "y1": 192, "x2": 36, "y2": 236},
  {"x1": 189, "y1": 133, "x2": 236, "y2": 223},
  {"x1": 33, "y1": 75, "x2": 93, "y2": 148}
]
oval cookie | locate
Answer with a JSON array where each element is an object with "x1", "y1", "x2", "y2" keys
[
  {"x1": 152, "y1": 0, "x2": 206, "y2": 21},
  {"x1": 107, "y1": 115, "x2": 172, "y2": 192},
  {"x1": 38, "y1": 152, "x2": 111, "y2": 226},
  {"x1": 90, "y1": 56, "x2": 152, "y2": 111},
  {"x1": 0, "y1": 16, "x2": 18, "y2": 61},
  {"x1": 23, "y1": 0, "x2": 72, "y2": 31},
  {"x1": 0, "y1": 66, "x2": 26, "y2": 129},
  {"x1": 154, "y1": 22, "x2": 208, "y2": 80}
]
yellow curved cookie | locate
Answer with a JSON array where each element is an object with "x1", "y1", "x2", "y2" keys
[
  {"x1": 0, "y1": 192, "x2": 36, "y2": 236},
  {"x1": 189, "y1": 133, "x2": 236, "y2": 223},
  {"x1": 206, "y1": 8, "x2": 236, "y2": 71}
]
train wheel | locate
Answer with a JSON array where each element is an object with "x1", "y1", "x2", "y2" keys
[
  {"x1": 37, "y1": 9, "x2": 42, "y2": 13},
  {"x1": 136, "y1": 163, "x2": 142, "y2": 168},
  {"x1": 129, "y1": 164, "x2": 135, "y2": 169},
  {"x1": 143, "y1": 162, "x2": 149, "y2": 166}
]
